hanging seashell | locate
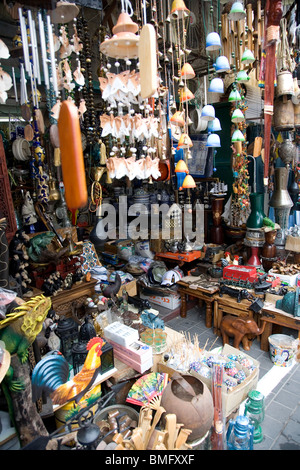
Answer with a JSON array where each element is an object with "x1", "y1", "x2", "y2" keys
[
  {"x1": 78, "y1": 99, "x2": 87, "y2": 118},
  {"x1": 51, "y1": 99, "x2": 62, "y2": 120},
  {"x1": 0, "y1": 39, "x2": 10, "y2": 59},
  {"x1": 0, "y1": 67, "x2": 12, "y2": 92},
  {"x1": 0, "y1": 91, "x2": 8, "y2": 104},
  {"x1": 53, "y1": 33, "x2": 60, "y2": 52},
  {"x1": 73, "y1": 63, "x2": 85, "y2": 86}
]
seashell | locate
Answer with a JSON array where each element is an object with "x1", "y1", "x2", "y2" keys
[{"x1": 0, "y1": 39, "x2": 10, "y2": 59}]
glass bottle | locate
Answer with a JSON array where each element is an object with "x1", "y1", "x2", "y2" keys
[
  {"x1": 244, "y1": 390, "x2": 265, "y2": 443},
  {"x1": 226, "y1": 415, "x2": 254, "y2": 450}
]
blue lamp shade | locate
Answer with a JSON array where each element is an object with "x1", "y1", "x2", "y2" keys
[
  {"x1": 201, "y1": 104, "x2": 215, "y2": 121},
  {"x1": 231, "y1": 129, "x2": 245, "y2": 142},
  {"x1": 206, "y1": 32, "x2": 222, "y2": 51},
  {"x1": 228, "y1": 2, "x2": 246, "y2": 21},
  {"x1": 241, "y1": 49, "x2": 255, "y2": 65},
  {"x1": 231, "y1": 108, "x2": 245, "y2": 123},
  {"x1": 214, "y1": 55, "x2": 231, "y2": 73},
  {"x1": 207, "y1": 117, "x2": 222, "y2": 132},
  {"x1": 228, "y1": 89, "x2": 242, "y2": 102},
  {"x1": 236, "y1": 70, "x2": 250, "y2": 82},
  {"x1": 208, "y1": 77, "x2": 224, "y2": 93},
  {"x1": 207, "y1": 133, "x2": 221, "y2": 147}
]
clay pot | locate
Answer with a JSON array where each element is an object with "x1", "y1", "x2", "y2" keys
[{"x1": 160, "y1": 373, "x2": 214, "y2": 441}]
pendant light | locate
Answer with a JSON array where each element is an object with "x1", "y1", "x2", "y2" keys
[
  {"x1": 207, "y1": 117, "x2": 222, "y2": 132},
  {"x1": 214, "y1": 55, "x2": 231, "y2": 73},
  {"x1": 231, "y1": 129, "x2": 245, "y2": 142},
  {"x1": 206, "y1": 31, "x2": 222, "y2": 51},
  {"x1": 181, "y1": 174, "x2": 196, "y2": 189},
  {"x1": 201, "y1": 104, "x2": 215, "y2": 121},
  {"x1": 228, "y1": 88, "x2": 242, "y2": 102},
  {"x1": 231, "y1": 108, "x2": 245, "y2": 123},
  {"x1": 177, "y1": 133, "x2": 193, "y2": 148},
  {"x1": 206, "y1": 133, "x2": 221, "y2": 147},
  {"x1": 228, "y1": 2, "x2": 246, "y2": 21},
  {"x1": 181, "y1": 63, "x2": 195, "y2": 79},
  {"x1": 241, "y1": 48, "x2": 255, "y2": 65},
  {"x1": 236, "y1": 70, "x2": 250, "y2": 82},
  {"x1": 208, "y1": 77, "x2": 224, "y2": 93},
  {"x1": 175, "y1": 159, "x2": 189, "y2": 173}
]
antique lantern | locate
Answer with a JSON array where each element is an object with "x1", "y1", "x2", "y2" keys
[{"x1": 55, "y1": 317, "x2": 79, "y2": 361}]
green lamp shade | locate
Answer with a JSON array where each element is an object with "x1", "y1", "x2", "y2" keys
[
  {"x1": 231, "y1": 108, "x2": 245, "y2": 123},
  {"x1": 228, "y1": 2, "x2": 246, "y2": 21},
  {"x1": 236, "y1": 70, "x2": 250, "y2": 82},
  {"x1": 231, "y1": 129, "x2": 245, "y2": 142},
  {"x1": 228, "y1": 89, "x2": 242, "y2": 102},
  {"x1": 242, "y1": 49, "x2": 255, "y2": 64}
]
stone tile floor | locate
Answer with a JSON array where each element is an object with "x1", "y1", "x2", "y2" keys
[{"x1": 157, "y1": 304, "x2": 300, "y2": 451}]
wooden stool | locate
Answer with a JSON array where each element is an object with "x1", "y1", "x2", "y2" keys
[
  {"x1": 259, "y1": 302, "x2": 300, "y2": 352},
  {"x1": 214, "y1": 294, "x2": 254, "y2": 336}
]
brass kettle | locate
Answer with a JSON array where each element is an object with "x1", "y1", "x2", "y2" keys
[{"x1": 48, "y1": 172, "x2": 61, "y2": 202}]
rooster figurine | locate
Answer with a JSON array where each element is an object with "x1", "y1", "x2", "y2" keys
[{"x1": 31, "y1": 337, "x2": 105, "y2": 406}]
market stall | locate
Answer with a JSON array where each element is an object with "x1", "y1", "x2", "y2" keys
[{"x1": 0, "y1": 0, "x2": 299, "y2": 453}]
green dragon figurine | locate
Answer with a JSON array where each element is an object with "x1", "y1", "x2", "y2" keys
[
  {"x1": 28, "y1": 232, "x2": 56, "y2": 263},
  {"x1": 0, "y1": 295, "x2": 51, "y2": 391}
]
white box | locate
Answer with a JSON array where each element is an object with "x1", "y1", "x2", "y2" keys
[
  {"x1": 103, "y1": 321, "x2": 139, "y2": 347},
  {"x1": 268, "y1": 269, "x2": 298, "y2": 286},
  {"x1": 140, "y1": 293, "x2": 181, "y2": 310}
]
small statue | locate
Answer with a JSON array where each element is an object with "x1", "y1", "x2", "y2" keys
[{"x1": 21, "y1": 191, "x2": 37, "y2": 226}]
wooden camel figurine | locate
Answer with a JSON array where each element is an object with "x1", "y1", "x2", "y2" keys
[{"x1": 220, "y1": 315, "x2": 267, "y2": 351}]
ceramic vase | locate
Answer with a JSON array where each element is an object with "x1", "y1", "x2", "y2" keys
[
  {"x1": 211, "y1": 197, "x2": 224, "y2": 244},
  {"x1": 246, "y1": 193, "x2": 265, "y2": 229}
]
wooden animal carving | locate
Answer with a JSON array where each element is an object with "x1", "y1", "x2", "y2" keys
[{"x1": 220, "y1": 315, "x2": 266, "y2": 351}]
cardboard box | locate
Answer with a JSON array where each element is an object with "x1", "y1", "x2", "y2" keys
[
  {"x1": 114, "y1": 349, "x2": 153, "y2": 373},
  {"x1": 118, "y1": 279, "x2": 137, "y2": 297},
  {"x1": 158, "y1": 344, "x2": 259, "y2": 417},
  {"x1": 140, "y1": 292, "x2": 181, "y2": 310},
  {"x1": 107, "y1": 339, "x2": 153, "y2": 363},
  {"x1": 104, "y1": 321, "x2": 139, "y2": 347}
]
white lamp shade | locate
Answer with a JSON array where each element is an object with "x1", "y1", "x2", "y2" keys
[
  {"x1": 208, "y1": 77, "x2": 224, "y2": 93},
  {"x1": 206, "y1": 32, "x2": 222, "y2": 51},
  {"x1": 206, "y1": 133, "x2": 221, "y2": 147},
  {"x1": 208, "y1": 117, "x2": 222, "y2": 132},
  {"x1": 201, "y1": 104, "x2": 215, "y2": 121}
]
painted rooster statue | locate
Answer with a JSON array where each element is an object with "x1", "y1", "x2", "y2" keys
[{"x1": 31, "y1": 337, "x2": 105, "y2": 406}]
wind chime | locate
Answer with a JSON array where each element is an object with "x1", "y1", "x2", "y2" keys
[{"x1": 169, "y1": 0, "x2": 196, "y2": 199}]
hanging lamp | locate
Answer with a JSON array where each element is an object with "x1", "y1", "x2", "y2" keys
[
  {"x1": 170, "y1": 0, "x2": 190, "y2": 19},
  {"x1": 177, "y1": 133, "x2": 193, "y2": 148},
  {"x1": 231, "y1": 108, "x2": 245, "y2": 123},
  {"x1": 231, "y1": 129, "x2": 245, "y2": 142},
  {"x1": 181, "y1": 174, "x2": 196, "y2": 189},
  {"x1": 228, "y1": 2, "x2": 246, "y2": 21},
  {"x1": 228, "y1": 88, "x2": 242, "y2": 102},
  {"x1": 170, "y1": 111, "x2": 185, "y2": 126},
  {"x1": 236, "y1": 70, "x2": 250, "y2": 82},
  {"x1": 214, "y1": 55, "x2": 231, "y2": 73},
  {"x1": 201, "y1": 104, "x2": 215, "y2": 121},
  {"x1": 206, "y1": 133, "x2": 221, "y2": 147},
  {"x1": 208, "y1": 77, "x2": 224, "y2": 93},
  {"x1": 179, "y1": 85, "x2": 195, "y2": 103},
  {"x1": 206, "y1": 31, "x2": 222, "y2": 51},
  {"x1": 181, "y1": 63, "x2": 195, "y2": 79},
  {"x1": 207, "y1": 117, "x2": 222, "y2": 132},
  {"x1": 241, "y1": 49, "x2": 255, "y2": 65},
  {"x1": 175, "y1": 159, "x2": 189, "y2": 173}
]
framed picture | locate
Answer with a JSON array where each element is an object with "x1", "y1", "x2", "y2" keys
[{"x1": 188, "y1": 134, "x2": 213, "y2": 176}]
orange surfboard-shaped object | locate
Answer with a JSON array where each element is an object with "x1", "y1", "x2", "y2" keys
[{"x1": 57, "y1": 100, "x2": 88, "y2": 210}]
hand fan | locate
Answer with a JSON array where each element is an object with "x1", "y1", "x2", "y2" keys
[{"x1": 126, "y1": 372, "x2": 169, "y2": 406}]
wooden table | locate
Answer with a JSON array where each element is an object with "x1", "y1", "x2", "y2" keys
[
  {"x1": 214, "y1": 293, "x2": 254, "y2": 336},
  {"x1": 177, "y1": 280, "x2": 219, "y2": 328},
  {"x1": 51, "y1": 278, "x2": 98, "y2": 317},
  {"x1": 259, "y1": 302, "x2": 300, "y2": 352}
]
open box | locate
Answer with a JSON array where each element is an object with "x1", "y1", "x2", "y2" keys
[{"x1": 158, "y1": 344, "x2": 259, "y2": 418}]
